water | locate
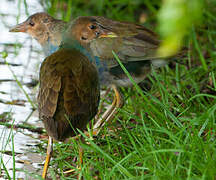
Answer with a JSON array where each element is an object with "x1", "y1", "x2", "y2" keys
[{"x1": 0, "y1": 0, "x2": 48, "y2": 179}]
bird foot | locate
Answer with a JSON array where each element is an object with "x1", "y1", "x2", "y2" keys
[
  {"x1": 42, "y1": 136, "x2": 53, "y2": 179},
  {"x1": 93, "y1": 84, "x2": 124, "y2": 135},
  {"x1": 63, "y1": 165, "x2": 81, "y2": 174}
]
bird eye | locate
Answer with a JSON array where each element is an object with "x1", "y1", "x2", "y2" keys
[
  {"x1": 89, "y1": 24, "x2": 96, "y2": 30},
  {"x1": 29, "y1": 21, "x2": 35, "y2": 26},
  {"x1": 81, "y1": 36, "x2": 87, "y2": 40}
]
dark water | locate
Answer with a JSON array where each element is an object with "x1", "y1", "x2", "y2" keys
[{"x1": 0, "y1": 0, "x2": 48, "y2": 178}]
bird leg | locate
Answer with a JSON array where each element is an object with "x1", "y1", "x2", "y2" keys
[
  {"x1": 104, "y1": 84, "x2": 124, "y2": 124},
  {"x1": 93, "y1": 84, "x2": 123, "y2": 135},
  {"x1": 93, "y1": 92, "x2": 117, "y2": 132},
  {"x1": 79, "y1": 145, "x2": 83, "y2": 167},
  {"x1": 94, "y1": 87, "x2": 111, "y2": 120},
  {"x1": 78, "y1": 135, "x2": 84, "y2": 169},
  {"x1": 64, "y1": 137, "x2": 84, "y2": 176},
  {"x1": 42, "y1": 136, "x2": 53, "y2": 179},
  {"x1": 73, "y1": 85, "x2": 122, "y2": 138}
]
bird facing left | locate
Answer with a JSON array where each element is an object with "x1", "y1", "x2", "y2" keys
[
  {"x1": 9, "y1": 12, "x2": 67, "y2": 56},
  {"x1": 10, "y1": 14, "x2": 100, "y2": 178}
]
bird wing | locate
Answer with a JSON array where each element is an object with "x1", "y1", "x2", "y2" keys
[
  {"x1": 38, "y1": 48, "x2": 99, "y2": 140},
  {"x1": 38, "y1": 56, "x2": 61, "y2": 118},
  {"x1": 90, "y1": 16, "x2": 162, "y2": 68}
]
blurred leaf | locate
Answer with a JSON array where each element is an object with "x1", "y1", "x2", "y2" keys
[
  {"x1": 1, "y1": 51, "x2": 8, "y2": 59},
  {"x1": 157, "y1": 0, "x2": 204, "y2": 57}
]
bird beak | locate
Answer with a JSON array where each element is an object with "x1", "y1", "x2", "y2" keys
[
  {"x1": 9, "y1": 22, "x2": 27, "y2": 32},
  {"x1": 99, "y1": 32, "x2": 118, "y2": 38}
]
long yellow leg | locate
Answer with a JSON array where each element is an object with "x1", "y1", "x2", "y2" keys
[
  {"x1": 64, "y1": 139, "x2": 84, "y2": 174},
  {"x1": 78, "y1": 136, "x2": 84, "y2": 169},
  {"x1": 105, "y1": 84, "x2": 124, "y2": 123},
  {"x1": 73, "y1": 85, "x2": 123, "y2": 139},
  {"x1": 93, "y1": 84, "x2": 124, "y2": 135},
  {"x1": 100, "y1": 84, "x2": 124, "y2": 128},
  {"x1": 95, "y1": 87, "x2": 111, "y2": 120},
  {"x1": 93, "y1": 91, "x2": 117, "y2": 131},
  {"x1": 42, "y1": 136, "x2": 53, "y2": 179},
  {"x1": 79, "y1": 146, "x2": 83, "y2": 167}
]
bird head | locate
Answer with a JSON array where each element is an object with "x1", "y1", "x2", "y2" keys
[
  {"x1": 64, "y1": 16, "x2": 117, "y2": 47},
  {"x1": 9, "y1": 12, "x2": 56, "y2": 45}
]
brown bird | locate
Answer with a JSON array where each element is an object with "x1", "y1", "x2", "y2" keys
[
  {"x1": 67, "y1": 16, "x2": 171, "y2": 133},
  {"x1": 9, "y1": 12, "x2": 67, "y2": 56},
  {"x1": 10, "y1": 13, "x2": 177, "y2": 136},
  {"x1": 37, "y1": 24, "x2": 100, "y2": 178}
]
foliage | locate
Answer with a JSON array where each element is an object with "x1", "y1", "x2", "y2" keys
[{"x1": 9, "y1": 0, "x2": 216, "y2": 179}]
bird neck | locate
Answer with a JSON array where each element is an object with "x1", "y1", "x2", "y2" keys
[
  {"x1": 40, "y1": 21, "x2": 65, "y2": 49},
  {"x1": 46, "y1": 20, "x2": 66, "y2": 45},
  {"x1": 42, "y1": 37, "x2": 59, "y2": 56},
  {"x1": 61, "y1": 38, "x2": 95, "y2": 63}
]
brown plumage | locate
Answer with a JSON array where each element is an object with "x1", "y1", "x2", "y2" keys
[
  {"x1": 38, "y1": 48, "x2": 100, "y2": 141},
  {"x1": 69, "y1": 16, "x2": 164, "y2": 69},
  {"x1": 91, "y1": 16, "x2": 160, "y2": 64},
  {"x1": 37, "y1": 25, "x2": 100, "y2": 178},
  {"x1": 66, "y1": 16, "x2": 185, "y2": 133},
  {"x1": 9, "y1": 12, "x2": 67, "y2": 56}
]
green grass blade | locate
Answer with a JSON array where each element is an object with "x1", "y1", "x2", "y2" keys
[{"x1": 79, "y1": 130, "x2": 134, "y2": 178}]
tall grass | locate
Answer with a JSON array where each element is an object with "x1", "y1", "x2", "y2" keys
[{"x1": 8, "y1": 0, "x2": 216, "y2": 179}]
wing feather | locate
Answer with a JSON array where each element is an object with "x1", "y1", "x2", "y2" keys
[
  {"x1": 89, "y1": 16, "x2": 162, "y2": 68},
  {"x1": 38, "y1": 48, "x2": 99, "y2": 141}
]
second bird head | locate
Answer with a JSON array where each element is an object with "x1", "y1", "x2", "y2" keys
[{"x1": 64, "y1": 16, "x2": 118, "y2": 47}]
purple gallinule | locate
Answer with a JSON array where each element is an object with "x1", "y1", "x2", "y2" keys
[
  {"x1": 38, "y1": 32, "x2": 100, "y2": 178},
  {"x1": 11, "y1": 16, "x2": 100, "y2": 178},
  {"x1": 10, "y1": 13, "x2": 181, "y2": 136},
  {"x1": 67, "y1": 16, "x2": 180, "y2": 133}
]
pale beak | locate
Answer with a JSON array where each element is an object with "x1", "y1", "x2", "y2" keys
[
  {"x1": 9, "y1": 22, "x2": 28, "y2": 32},
  {"x1": 99, "y1": 32, "x2": 118, "y2": 38}
]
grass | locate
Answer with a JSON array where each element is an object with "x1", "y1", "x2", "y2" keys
[
  {"x1": 43, "y1": 1, "x2": 216, "y2": 178},
  {"x1": 49, "y1": 62, "x2": 215, "y2": 179},
  {"x1": 0, "y1": 113, "x2": 16, "y2": 180},
  {"x1": 3, "y1": 0, "x2": 216, "y2": 179}
]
